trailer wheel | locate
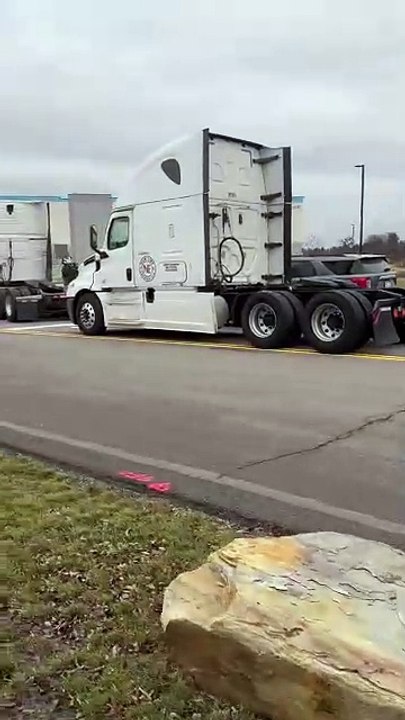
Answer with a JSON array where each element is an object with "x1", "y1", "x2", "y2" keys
[
  {"x1": 76, "y1": 293, "x2": 105, "y2": 335},
  {"x1": 4, "y1": 289, "x2": 19, "y2": 322},
  {"x1": 304, "y1": 290, "x2": 366, "y2": 354},
  {"x1": 0, "y1": 288, "x2": 6, "y2": 319},
  {"x1": 241, "y1": 291, "x2": 295, "y2": 349}
]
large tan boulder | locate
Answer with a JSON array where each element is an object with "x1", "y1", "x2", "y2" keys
[{"x1": 161, "y1": 533, "x2": 405, "y2": 719}]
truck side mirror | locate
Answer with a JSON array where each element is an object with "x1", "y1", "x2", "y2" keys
[{"x1": 90, "y1": 225, "x2": 98, "y2": 251}]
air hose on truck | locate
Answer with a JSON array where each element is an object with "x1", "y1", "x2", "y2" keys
[{"x1": 212, "y1": 207, "x2": 245, "y2": 283}]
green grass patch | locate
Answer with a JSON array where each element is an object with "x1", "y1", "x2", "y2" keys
[{"x1": 1, "y1": 454, "x2": 258, "y2": 719}]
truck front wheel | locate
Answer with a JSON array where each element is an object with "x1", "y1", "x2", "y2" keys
[
  {"x1": 241, "y1": 291, "x2": 296, "y2": 349},
  {"x1": 304, "y1": 290, "x2": 367, "y2": 354},
  {"x1": 76, "y1": 293, "x2": 105, "y2": 336}
]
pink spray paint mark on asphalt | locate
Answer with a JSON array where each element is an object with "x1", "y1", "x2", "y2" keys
[
  {"x1": 147, "y1": 482, "x2": 171, "y2": 494},
  {"x1": 118, "y1": 471, "x2": 154, "y2": 484},
  {"x1": 118, "y1": 471, "x2": 172, "y2": 493}
]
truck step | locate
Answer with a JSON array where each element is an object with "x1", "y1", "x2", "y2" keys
[
  {"x1": 261, "y1": 211, "x2": 283, "y2": 220},
  {"x1": 260, "y1": 192, "x2": 282, "y2": 203},
  {"x1": 253, "y1": 155, "x2": 280, "y2": 165}
]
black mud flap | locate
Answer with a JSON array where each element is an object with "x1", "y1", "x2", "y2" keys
[{"x1": 372, "y1": 298, "x2": 400, "y2": 346}]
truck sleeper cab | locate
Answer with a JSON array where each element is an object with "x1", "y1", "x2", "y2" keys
[{"x1": 67, "y1": 129, "x2": 405, "y2": 354}]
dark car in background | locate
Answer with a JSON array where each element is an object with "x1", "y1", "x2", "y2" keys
[
  {"x1": 290, "y1": 257, "x2": 358, "y2": 288},
  {"x1": 319, "y1": 254, "x2": 397, "y2": 289},
  {"x1": 291, "y1": 257, "x2": 335, "y2": 280}
]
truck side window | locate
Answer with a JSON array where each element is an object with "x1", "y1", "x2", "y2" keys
[{"x1": 107, "y1": 217, "x2": 129, "y2": 250}]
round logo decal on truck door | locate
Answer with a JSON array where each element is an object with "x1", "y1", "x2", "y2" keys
[{"x1": 138, "y1": 255, "x2": 157, "y2": 282}]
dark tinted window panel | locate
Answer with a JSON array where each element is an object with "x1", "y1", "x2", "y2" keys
[
  {"x1": 323, "y1": 259, "x2": 353, "y2": 274},
  {"x1": 291, "y1": 261, "x2": 315, "y2": 277},
  {"x1": 311, "y1": 260, "x2": 334, "y2": 276},
  {"x1": 107, "y1": 217, "x2": 129, "y2": 250},
  {"x1": 161, "y1": 158, "x2": 181, "y2": 185}
]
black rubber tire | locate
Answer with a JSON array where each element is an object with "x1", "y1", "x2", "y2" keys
[
  {"x1": 344, "y1": 290, "x2": 373, "y2": 345},
  {"x1": 275, "y1": 291, "x2": 305, "y2": 345},
  {"x1": 0, "y1": 288, "x2": 6, "y2": 319},
  {"x1": 395, "y1": 322, "x2": 405, "y2": 344},
  {"x1": 4, "y1": 288, "x2": 19, "y2": 322},
  {"x1": 76, "y1": 292, "x2": 105, "y2": 336},
  {"x1": 303, "y1": 290, "x2": 367, "y2": 354},
  {"x1": 241, "y1": 290, "x2": 296, "y2": 349}
]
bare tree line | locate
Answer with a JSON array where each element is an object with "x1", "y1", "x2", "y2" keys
[{"x1": 303, "y1": 232, "x2": 405, "y2": 265}]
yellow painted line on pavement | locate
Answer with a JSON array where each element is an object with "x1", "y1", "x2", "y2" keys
[{"x1": 1, "y1": 327, "x2": 405, "y2": 362}]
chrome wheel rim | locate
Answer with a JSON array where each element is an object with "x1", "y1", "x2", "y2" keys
[
  {"x1": 249, "y1": 303, "x2": 277, "y2": 338},
  {"x1": 79, "y1": 301, "x2": 96, "y2": 330},
  {"x1": 311, "y1": 303, "x2": 345, "y2": 342}
]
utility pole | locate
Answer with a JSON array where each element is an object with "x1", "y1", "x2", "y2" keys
[{"x1": 354, "y1": 164, "x2": 365, "y2": 252}]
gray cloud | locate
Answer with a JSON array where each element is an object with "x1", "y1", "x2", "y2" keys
[{"x1": 0, "y1": 0, "x2": 404, "y2": 242}]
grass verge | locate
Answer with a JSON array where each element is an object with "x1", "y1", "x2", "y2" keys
[{"x1": 1, "y1": 454, "x2": 258, "y2": 720}]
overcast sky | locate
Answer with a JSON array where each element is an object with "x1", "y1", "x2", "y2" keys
[{"x1": 0, "y1": 0, "x2": 404, "y2": 244}]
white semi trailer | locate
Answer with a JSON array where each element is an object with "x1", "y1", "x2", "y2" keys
[
  {"x1": 0, "y1": 194, "x2": 113, "y2": 322},
  {"x1": 0, "y1": 201, "x2": 66, "y2": 321},
  {"x1": 67, "y1": 130, "x2": 405, "y2": 353}
]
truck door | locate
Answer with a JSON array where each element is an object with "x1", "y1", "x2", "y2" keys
[{"x1": 94, "y1": 212, "x2": 142, "y2": 324}]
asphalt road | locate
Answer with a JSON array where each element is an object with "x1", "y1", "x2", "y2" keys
[{"x1": 0, "y1": 323, "x2": 404, "y2": 547}]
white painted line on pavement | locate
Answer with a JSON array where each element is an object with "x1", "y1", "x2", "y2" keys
[
  {"x1": 0, "y1": 420, "x2": 404, "y2": 537},
  {"x1": 1, "y1": 322, "x2": 74, "y2": 332}
]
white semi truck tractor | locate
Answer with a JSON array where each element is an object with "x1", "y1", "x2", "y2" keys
[{"x1": 67, "y1": 130, "x2": 405, "y2": 353}]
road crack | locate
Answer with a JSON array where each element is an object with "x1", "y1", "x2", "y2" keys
[{"x1": 237, "y1": 405, "x2": 405, "y2": 470}]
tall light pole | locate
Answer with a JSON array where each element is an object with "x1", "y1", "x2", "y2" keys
[{"x1": 355, "y1": 164, "x2": 365, "y2": 252}]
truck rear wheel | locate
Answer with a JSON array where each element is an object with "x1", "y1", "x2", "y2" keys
[
  {"x1": 344, "y1": 290, "x2": 373, "y2": 344},
  {"x1": 5, "y1": 289, "x2": 19, "y2": 322},
  {"x1": 304, "y1": 290, "x2": 367, "y2": 354},
  {"x1": 76, "y1": 293, "x2": 105, "y2": 335},
  {"x1": 241, "y1": 291, "x2": 296, "y2": 349},
  {"x1": 0, "y1": 288, "x2": 6, "y2": 319},
  {"x1": 276, "y1": 291, "x2": 305, "y2": 345}
]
